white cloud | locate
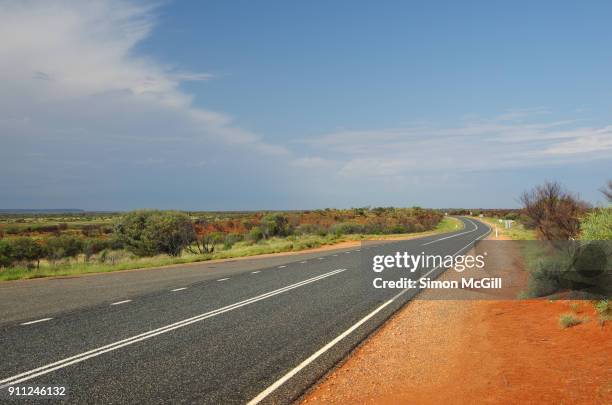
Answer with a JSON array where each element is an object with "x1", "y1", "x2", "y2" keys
[
  {"x1": 0, "y1": 0, "x2": 284, "y2": 155},
  {"x1": 300, "y1": 114, "x2": 612, "y2": 179},
  {"x1": 290, "y1": 157, "x2": 338, "y2": 169}
]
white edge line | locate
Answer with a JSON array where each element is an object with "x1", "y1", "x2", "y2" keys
[
  {"x1": 20, "y1": 318, "x2": 53, "y2": 326},
  {"x1": 110, "y1": 300, "x2": 131, "y2": 306},
  {"x1": 247, "y1": 222, "x2": 491, "y2": 405},
  {"x1": 421, "y1": 217, "x2": 478, "y2": 246},
  {"x1": 247, "y1": 294, "x2": 397, "y2": 405},
  {"x1": 0, "y1": 268, "x2": 347, "y2": 388}
]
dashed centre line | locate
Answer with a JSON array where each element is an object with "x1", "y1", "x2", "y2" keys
[
  {"x1": 217, "y1": 278, "x2": 230, "y2": 282},
  {"x1": 0, "y1": 268, "x2": 347, "y2": 389},
  {"x1": 171, "y1": 288, "x2": 187, "y2": 292},
  {"x1": 278, "y1": 265, "x2": 287, "y2": 268},
  {"x1": 251, "y1": 271, "x2": 261, "y2": 274},
  {"x1": 110, "y1": 300, "x2": 132, "y2": 306},
  {"x1": 20, "y1": 318, "x2": 53, "y2": 326}
]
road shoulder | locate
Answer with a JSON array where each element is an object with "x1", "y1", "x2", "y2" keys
[{"x1": 301, "y1": 233, "x2": 611, "y2": 404}]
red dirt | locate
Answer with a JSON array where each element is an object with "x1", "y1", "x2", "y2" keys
[
  {"x1": 303, "y1": 299, "x2": 611, "y2": 405},
  {"x1": 302, "y1": 233, "x2": 611, "y2": 404}
]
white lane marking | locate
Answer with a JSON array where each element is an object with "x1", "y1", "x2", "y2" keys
[
  {"x1": 110, "y1": 300, "x2": 131, "y2": 306},
  {"x1": 216, "y1": 278, "x2": 230, "y2": 282},
  {"x1": 247, "y1": 293, "x2": 401, "y2": 405},
  {"x1": 171, "y1": 288, "x2": 187, "y2": 292},
  {"x1": 251, "y1": 271, "x2": 261, "y2": 274},
  {"x1": 300, "y1": 261, "x2": 307, "y2": 264},
  {"x1": 278, "y1": 265, "x2": 287, "y2": 268},
  {"x1": 20, "y1": 318, "x2": 53, "y2": 326},
  {"x1": 344, "y1": 251, "x2": 351, "y2": 254},
  {"x1": 356, "y1": 249, "x2": 360, "y2": 252},
  {"x1": 332, "y1": 254, "x2": 338, "y2": 257},
  {"x1": 0, "y1": 268, "x2": 347, "y2": 389},
  {"x1": 317, "y1": 257, "x2": 324, "y2": 260},
  {"x1": 421, "y1": 217, "x2": 478, "y2": 246},
  {"x1": 247, "y1": 224, "x2": 491, "y2": 405}
]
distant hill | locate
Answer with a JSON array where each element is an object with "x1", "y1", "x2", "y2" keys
[{"x1": 0, "y1": 209, "x2": 84, "y2": 214}]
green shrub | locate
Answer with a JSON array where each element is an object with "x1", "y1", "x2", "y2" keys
[
  {"x1": 580, "y1": 208, "x2": 612, "y2": 240},
  {"x1": 114, "y1": 210, "x2": 196, "y2": 257},
  {"x1": 4, "y1": 226, "x2": 19, "y2": 235},
  {"x1": 260, "y1": 213, "x2": 292, "y2": 238},
  {"x1": 295, "y1": 224, "x2": 327, "y2": 236},
  {"x1": 329, "y1": 222, "x2": 365, "y2": 236},
  {"x1": 0, "y1": 239, "x2": 14, "y2": 267},
  {"x1": 523, "y1": 241, "x2": 610, "y2": 297},
  {"x1": 223, "y1": 233, "x2": 243, "y2": 249},
  {"x1": 45, "y1": 235, "x2": 83, "y2": 262},
  {"x1": 559, "y1": 313, "x2": 583, "y2": 328},
  {"x1": 10, "y1": 237, "x2": 45, "y2": 268},
  {"x1": 248, "y1": 226, "x2": 264, "y2": 242},
  {"x1": 594, "y1": 299, "x2": 611, "y2": 320},
  {"x1": 83, "y1": 238, "x2": 111, "y2": 261}
]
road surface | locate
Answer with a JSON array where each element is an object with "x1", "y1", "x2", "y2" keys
[{"x1": 0, "y1": 217, "x2": 490, "y2": 404}]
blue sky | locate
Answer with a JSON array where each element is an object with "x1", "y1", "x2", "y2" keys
[{"x1": 1, "y1": 0, "x2": 611, "y2": 210}]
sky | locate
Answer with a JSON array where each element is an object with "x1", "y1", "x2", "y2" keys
[{"x1": 1, "y1": 0, "x2": 611, "y2": 210}]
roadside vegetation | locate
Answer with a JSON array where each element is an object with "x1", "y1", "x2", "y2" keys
[
  {"x1": 558, "y1": 313, "x2": 584, "y2": 328},
  {"x1": 0, "y1": 207, "x2": 453, "y2": 281},
  {"x1": 502, "y1": 180, "x2": 612, "y2": 323},
  {"x1": 480, "y1": 215, "x2": 536, "y2": 240}
]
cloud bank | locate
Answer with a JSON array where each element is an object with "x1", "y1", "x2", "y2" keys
[{"x1": 0, "y1": 1, "x2": 610, "y2": 209}]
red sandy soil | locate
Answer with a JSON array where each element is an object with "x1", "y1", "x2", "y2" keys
[
  {"x1": 303, "y1": 300, "x2": 611, "y2": 405},
  {"x1": 302, "y1": 235, "x2": 611, "y2": 404}
]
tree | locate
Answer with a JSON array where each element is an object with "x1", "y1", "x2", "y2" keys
[
  {"x1": 0, "y1": 239, "x2": 14, "y2": 268},
  {"x1": 187, "y1": 231, "x2": 225, "y2": 254},
  {"x1": 83, "y1": 238, "x2": 110, "y2": 262},
  {"x1": 45, "y1": 235, "x2": 83, "y2": 263},
  {"x1": 248, "y1": 226, "x2": 264, "y2": 242},
  {"x1": 11, "y1": 237, "x2": 45, "y2": 268},
  {"x1": 520, "y1": 181, "x2": 589, "y2": 240},
  {"x1": 114, "y1": 210, "x2": 196, "y2": 257},
  {"x1": 260, "y1": 213, "x2": 291, "y2": 238}
]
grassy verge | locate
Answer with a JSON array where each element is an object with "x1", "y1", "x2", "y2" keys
[
  {"x1": 0, "y1": 217, "x2": 462, "y2": 282},
  {"x1": 479, "y1": 217, "x2": 536, "y2": 240}
]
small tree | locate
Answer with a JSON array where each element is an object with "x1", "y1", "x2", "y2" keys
[
  {"x1": 188, "y1": 231, "x2": 225, "y2": 254},
  {"x1": 248, "y1": 226, "x2": 264, "y2": 242},
  {"x1": 45, "y1": 236, "x2": 83, "y2": 263},
  {"x1": 83, "y1": 238, "x2": 110, "y2": 262},
  {"x1": 260, "y1": 213, "x2": 291, "y2": 238},
  {"x1": 11, "y1": 237, "x2": 45, "y2": 268},
  {"x1": 520, "y1": 181, "x2": 589, "y2": 240},
  {"x1": 114, "y1": 210, "x2": 196, "y2": 257},
  {"x1": 0, "y1": 239, "x2": 14, "y2": 268}
]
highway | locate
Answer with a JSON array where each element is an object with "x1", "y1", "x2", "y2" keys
[{"x1": 0, "y1": 217, "x2": 490, "y2": 404}]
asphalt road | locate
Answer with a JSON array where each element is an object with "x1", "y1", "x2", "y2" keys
[{"x1": 0, "y1": 217, "x2": 490, "y2": 404}]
